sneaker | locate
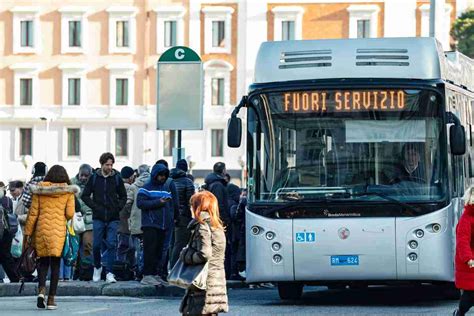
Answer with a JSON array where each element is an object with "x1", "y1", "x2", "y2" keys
[
  {"x1": 93, "y1": 267, "x2": 103, "y2": 282},
  {"x1": 3, "y1": 277, "x2": 10, "y2": 284},
  {"x1": 140, "y1": 275, "x2": 160, "y2": 286},
  {"x1": 37, "y1": 287, "x2": 46, "y2": 309},
  {"x1": 154, "y1": 275, "x2": 167, "y2": 285},
  {"x1": 106, "y1": 273, "x2": 117, "y2": 283},
  {"x1": 46, "y1": 295, "x2": 57, "y2": 310}
]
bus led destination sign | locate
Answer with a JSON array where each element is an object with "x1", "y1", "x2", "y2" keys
[{"x1": 283, "y1": 90, "x2": 406, "y2": 113}]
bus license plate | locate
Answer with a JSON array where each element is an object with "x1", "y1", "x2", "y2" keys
[{"x1": 331, "y1": 255, "x2": 359, "y2": 266}]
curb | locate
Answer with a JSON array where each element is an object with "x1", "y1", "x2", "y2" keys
[{"x1": 0, "y1": 280, "x2": 248, "y2": 297}]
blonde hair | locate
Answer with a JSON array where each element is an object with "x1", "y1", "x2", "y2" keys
[
  {"x1": 463, "y1": 186, "x2": 474, "y2": 205},
  {"x1": 190, "y1": 191, "x2": 224, "y2": 230}
]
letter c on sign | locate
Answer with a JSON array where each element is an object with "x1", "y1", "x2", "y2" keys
[{"x1": 175, "y1": 48, "x2": 185, "y2": 60}]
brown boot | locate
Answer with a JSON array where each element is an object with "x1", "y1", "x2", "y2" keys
[
  {"x1": 37, "y1": 287, "x2": 46, "y2": 309},
  {"x1": 46, "y1": 295, "x2": 57, "y2": 310}
]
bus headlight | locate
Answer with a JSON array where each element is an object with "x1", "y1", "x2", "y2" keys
[
  {"x1": 415, "y1": 229, "x2": 424, "y2": 238},
  {"x1": 251, "y1": 226, "x2": 261, "y2": 235},
  {"x1": 272, "y1": 242, "x2": 281, "y2": 251},
  {"x1": 409, "y1": 240, "x2": 418, "y2": 249},
  {"x1": 408, "y1": 253, "x2": 418, "y2": 261},
  {"x1": 266, "y1": 231, "x2": 275, "y2": 240},
  {"x1": 273, "y1": 254, "x2": 282, "y2": 264}
]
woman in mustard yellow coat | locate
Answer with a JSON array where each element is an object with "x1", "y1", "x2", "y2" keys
[{"x1": 24, "y1": 165, "x2": 78, "y2": 310}]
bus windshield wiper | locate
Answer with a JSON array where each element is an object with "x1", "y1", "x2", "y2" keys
[
  {"x1": 260, "y1": 197, "x2": 333, "y2": 217},
  {"x1": 349, "y1": 191, "x2": 424, "y2": 214}
]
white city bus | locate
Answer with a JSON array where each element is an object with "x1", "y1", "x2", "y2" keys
[{"x1": 227, "y1": 38, "x2": 474, "y2": 299}]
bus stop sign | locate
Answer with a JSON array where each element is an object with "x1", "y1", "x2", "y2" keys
[{"x1": 157, "y1": 46, "x2": 203, "y2": 130}]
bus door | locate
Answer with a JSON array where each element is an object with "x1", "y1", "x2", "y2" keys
[{"x1": 293, "y1": 218, "x2": 397, "y2": 280}]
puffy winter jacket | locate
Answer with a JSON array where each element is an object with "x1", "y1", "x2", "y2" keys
[
  {"x1": 24, "y1": 182, "x2": 78, "y2": 257},
  {"x1": 170, "y1": 168, "x2": 195, "y2": 226},
  {"x1": 204, "y1": 173, "x2": 231, "y2": 225},
  {"x1": 128, "y1": 171, "x2": 150, "y2": 235},
  {"x1": 71, "y1": 176, "x2": 93, "y2": 231},
  {"x1": 137, "y1": 164, "x2": 179, "y2": 230},
  {"x1": 455, "y1": 204, "x2": 474, "y2": 290}
]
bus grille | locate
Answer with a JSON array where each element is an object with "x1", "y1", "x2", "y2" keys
[
  {"x1": 280, "y1": 50, "x2": 332, "y2": 69},
  {"x1": 355, "y1": 48, "x2": 409, "y2": 66}
]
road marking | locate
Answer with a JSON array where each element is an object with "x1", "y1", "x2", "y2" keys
[{"x1": 74, "y1": 307, "x2": 109, "y2": 314}]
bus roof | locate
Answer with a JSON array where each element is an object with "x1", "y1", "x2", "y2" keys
[{"x1": 254, "y1": 37, "x2": 473, "y2": 92}]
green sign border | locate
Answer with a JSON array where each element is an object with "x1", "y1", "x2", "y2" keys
[{"x1": 158, "y1": 46, "x2": 201, "y2": 62}]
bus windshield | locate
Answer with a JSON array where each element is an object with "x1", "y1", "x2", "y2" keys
[{"x1": 249, "y1": 88, "x2": 447, "y2": 203}]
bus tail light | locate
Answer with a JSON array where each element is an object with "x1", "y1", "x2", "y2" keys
[
  {"x1": 266, "y1": 231, "x2": 276, "y2": 240},
  {"x1": 272, "y1": 242, "x2": 281, "y2": 251},
  {"x1": 408, "y1": 240, "x2": 418, "y2": 249},
  {"x1": 432, "y1": 223, "x2": 441, "y2": 233}
]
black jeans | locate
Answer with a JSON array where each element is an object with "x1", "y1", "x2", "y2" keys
[
  {"x1": 170, "y1": 224, "x2": 191, "y2": 269},
  {"x1": 143, "y1": 227, "x2": 166, "y2": 276},
  {"x1": 0, "y1": 233, "x2": 19, "y2": 282},
  {"x1": 459, "y1": 290, "x2": 474, "y2": 315},
  {"x1": 38, "y1": 257, "x2": 61, "y2": 296}
]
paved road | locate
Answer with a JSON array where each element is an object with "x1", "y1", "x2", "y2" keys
[{"x1": 0, "y1": 286, "x2": 464, "y2": 315}]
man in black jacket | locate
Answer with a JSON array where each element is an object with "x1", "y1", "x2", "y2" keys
[
  {"x1": 204, "y1": 162, "x2": 232, "y2": 278},
  {"x1": 82, "y1": 152, "x2": 127, "y2": 283},
  {"x1": 169, "y1": 159, "x2": 195, "y2": 268}
]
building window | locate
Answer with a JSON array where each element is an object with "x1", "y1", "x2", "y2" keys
[
  {"x1": 282, "y1": 21, "x2": 295, "y2": 41},
  {"x1": 68, "y1": 21, "x2": 81, "y2": 47},
  {"x1": 68, "y1": 78, "x2": 80, "y2": 105},
  {"x1": 212, "y1": 21, "x2": 225, "y2": 48},
  {"x1": 21, "y1": 21, "x2": 33, "y2": 47},
  {"x1": 20, "y1": 78, "x2": 32, "y2": 106},
  {"x1": 211, "y1": 129, "x2": 224, "y2": 157},
  {"x1": 347, "y1": 5, "x2": 380, "y2": 39},
  {"x1": 163, "y1": 130, "x2": 176, "y2": 156},
  {"x1": 20, "y1": 128, "x2": 32, "y2": 156},
  {"x1": 211, "y1": 78, "x2": 224, "y2": 106},
  {"x1": 67, "y1": 128, "x2": 80, "y2": 156},
  {"x1": 116, "y1": 21, "x2": 129, "y2": 47},
  {"x1": 357, "y1": 19, "x2": 370, "y2": 38},
  {"x1": 115, "y1": 128, "x2": 128, "y2": 156},
  {"x1": 116, "y1": 79, "x2": 128, "y2": 106},
  {"x1": 164, "y1": 21, "x2": 177, "y2": 47},
  {"x1": 154, "y1": 6, "x2": 186, "y2": 54},
  {"x1": 272, "y1": 6, "x2": 304, "y2": 41}
]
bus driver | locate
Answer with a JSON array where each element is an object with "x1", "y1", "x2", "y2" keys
[{"x1": 389, "y1": 144, "x2": 425, "y2": 184}]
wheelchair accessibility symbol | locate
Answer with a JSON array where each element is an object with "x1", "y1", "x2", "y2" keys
[{"x1": 296, "y1": 232, "x2": 316, "y2": 243}]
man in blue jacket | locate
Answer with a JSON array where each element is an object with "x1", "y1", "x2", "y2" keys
[{"x1": 137, "y1": 163, "x2": 179, "y2": 286}]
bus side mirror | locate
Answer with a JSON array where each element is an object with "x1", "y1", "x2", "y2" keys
[
  {"x1": 227, "y1": 116, "x2": 242, "y2": 148},
  {"x1": 450, "y1": 125, "x2": 466, "y2": 155}
]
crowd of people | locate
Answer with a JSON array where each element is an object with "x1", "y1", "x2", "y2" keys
[{"x1": 0, "y1": 152, "x2": 247, "y2": 311}]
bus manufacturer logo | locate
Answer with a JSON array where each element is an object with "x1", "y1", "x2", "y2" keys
[{"x1": 338, "y1": 227, "x2": 350, "y2": 240}]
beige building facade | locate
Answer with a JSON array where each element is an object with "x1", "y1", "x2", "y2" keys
[{"x1": 0, "y1": 0, "x2": 469, "y2": 184}]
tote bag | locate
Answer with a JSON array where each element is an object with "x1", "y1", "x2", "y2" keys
[
  {"x1": 168, "y1": 223, "x2": 211, "y2": 290},
  {"x1": 62, "y1": 222, "x2": 80, "y2": 266}
]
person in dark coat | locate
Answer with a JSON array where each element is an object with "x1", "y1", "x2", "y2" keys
[
  {"x1": 179, "y1": 190, "x2": 228, "y2": 315},
  {"x1": 205, "y1": 162, "x2": 232, "y2": 278},
  {"x1": 170, "y1": 159, "x2": 195, "y2": 269},
  {"x1": 0, "y1": 182, "x2": 19, "y2": 283},
  {"x1": 81, "y1": 152, "x2": 127, "y2": 283},
  {"x1": 454, "y1": 187, "x2": 474, "y2": 316},
  {"x1": 137, "y1": 163, "x2": 179, "y2": 286}
]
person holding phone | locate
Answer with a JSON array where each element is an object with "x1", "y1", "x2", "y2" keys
[
  {"x1": 454, "y1": 186, "x2": 474, "y2": 316},
  {"x1": 137, "y1": 163, "x2": 179, "y2": 286}
]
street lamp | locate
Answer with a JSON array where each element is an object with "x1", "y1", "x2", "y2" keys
[{"x1": 39, "y1": 116, "x2": 53, "y2": 165}]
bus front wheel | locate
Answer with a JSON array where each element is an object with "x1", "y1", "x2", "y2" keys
[{"x1": 277, "y1": 282, "x2": 304, "y2": 300}]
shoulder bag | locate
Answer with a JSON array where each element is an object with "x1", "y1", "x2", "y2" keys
[{"x1": 168, "y1": 223, "x2": 210, "y2": 290}]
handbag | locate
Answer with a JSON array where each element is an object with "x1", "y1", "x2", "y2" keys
[
  {"x1": 62, "y1": 221, "x2": 80, "y2": 266},
  {"x1": 6, "y1": 212, "x2": 19, "y2": 235},
  {"x1": 168, "y1": 223, "x2": 211, "y2": 290},
  {"x1": 72, "y1": 212, "x2": 85, "y2": 234},
  {"x1": 11, "y1": 226, "x2": 23, "y2": 258}
]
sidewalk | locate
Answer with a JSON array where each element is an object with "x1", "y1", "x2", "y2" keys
[{"x1": 0, "y1": 280, "x2": 248, "y2": 297}]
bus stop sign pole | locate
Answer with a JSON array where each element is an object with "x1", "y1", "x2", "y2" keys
[{"x1": 157, "y1": 47, "x2": 203, "y2": 165}]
